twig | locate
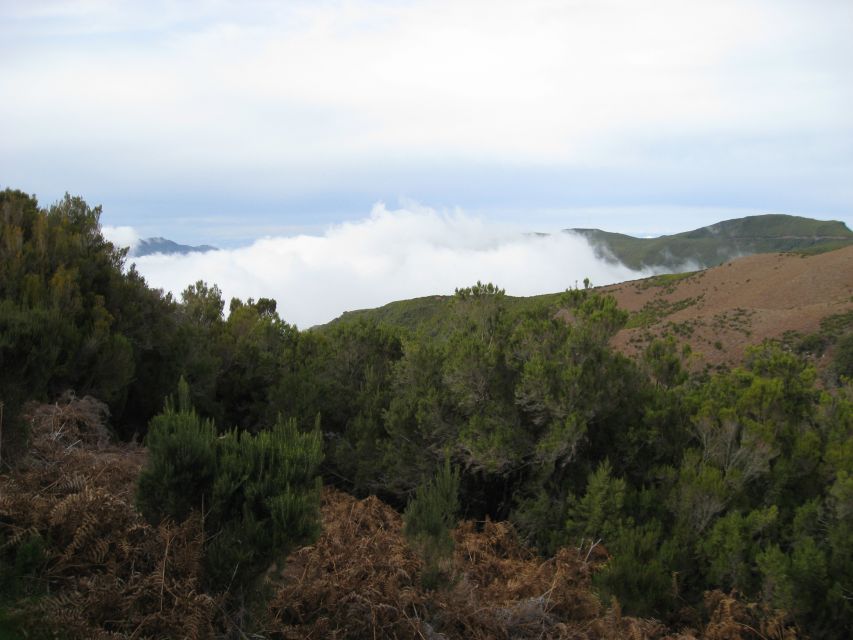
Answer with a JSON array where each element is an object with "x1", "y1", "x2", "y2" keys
[
  {"x1": 224, "y1": 561, "x2": 241, "y2": 595},
  {"x1": 160, "y1": 533, "x2": 173, "y2": 612},
  {"x1": 584, "y1": 538, "x2": 602, "y2": 563}
]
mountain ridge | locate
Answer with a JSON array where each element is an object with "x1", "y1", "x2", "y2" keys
[
  {"x1": 131, "y1": 236, "x2": 218, "y2": 257},
  {"x1": 567, "y1": 213, "x2": 853, "y2": 270}
]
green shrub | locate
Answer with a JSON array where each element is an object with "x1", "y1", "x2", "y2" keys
[
  {"x1": 593, "y1": 521, "x2": 674, "y2": 616},
  {"x1": 136, "y1": 379, "x2": 217, "y2": 524},
  {"x1": 404, "y1": 457, "x2": 460, "y2": 589},
  {"x1": 136, "y1": 379, "x2": 323, "y2": 592},
  {"x1": 833, "y1": 333, "x2": 853, "y2": 381}
]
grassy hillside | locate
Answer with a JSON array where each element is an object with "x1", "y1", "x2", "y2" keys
[
  {"x1": 569, "y1": 213, "x2": 853, "y2": 270},
  {"x1": 327, "y1": 290, "x2": 566, "y2": 335}
]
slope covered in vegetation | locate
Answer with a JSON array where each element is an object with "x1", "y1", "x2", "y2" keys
[
  {"x1": 2, "y1": 189, "x2": 852, "y2": 639},
  {"x1": 329, "y1": 247, "x2": 853, "y2": 379},
  {"x1": 569, "y1": 214, "x2": 853, "y2": 270}
]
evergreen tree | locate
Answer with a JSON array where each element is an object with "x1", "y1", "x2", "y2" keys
[
  {"x1": 137, "y1": 379, "x2": 323, "y2": 591},
  {"x1": 404, "y1": 457, "x2": 461, "y2": 589}
]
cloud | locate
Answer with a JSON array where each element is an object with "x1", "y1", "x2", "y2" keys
[
  {"x1": 4, "y1": 1, "x2": 850, "y2": 237},
  {"x1": 101, "y1": 224, "x2": 140, "y2": 249},
  {"x1": 130, "y1": 203, "x2": 650, "y2": 328},
  {"x1": 2, "y1": 1, "x2": 850, "y2": 181}
]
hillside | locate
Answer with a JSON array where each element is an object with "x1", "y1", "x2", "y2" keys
[
  {"x1": 569, "y1": 214, "x2": 853, "y2": 270},
  {"x1": 328, "y1": 246, "x2": 853, "y2": 374},
  {"x1": 1, "y1": 396, "x2": 794, "y2": 639},
  {"x1": 603, "y1": 245, "x2": 853, "y2": 372}
]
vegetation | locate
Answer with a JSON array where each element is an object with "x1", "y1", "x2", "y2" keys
[
  {"x1": 571, "y1": 213, "x2": 853, "y2": 270},
  {"x1": 403, "y1": 456, "x2": 460, "y2": 589},
  {"x1": 136, "y1": 378, "x2": 323, "y2": 591},
  {"x1": 2, "y1": 189, "x2": 852, "y2": 638}
]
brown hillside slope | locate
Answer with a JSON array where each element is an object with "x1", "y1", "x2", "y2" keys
[{"x1": 602, "y1": 245, "x2": 853, "y2": 370}]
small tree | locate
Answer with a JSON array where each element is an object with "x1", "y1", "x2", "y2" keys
[
  {"x1": 136, "y1": 378, "x2": 216, "y2": 524},
  {"x1": 404, "y1": 457, "x2": 460, "y2": 589},
  {"x1": 137, "y1": 379, "x2": 323, "y2": 592}
]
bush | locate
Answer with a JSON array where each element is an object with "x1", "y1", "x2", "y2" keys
[
  {"x1": 593, "y1": 521, "x2": 674, "y2": 617},
  {"x1": 404, "y1": 457, "x2": 460, "y2": 589},
  {"x1": 833, "y1": 333, "x2": 853, "y2": 381},
  {"x1": 136, "y1": 379, "x2": 323, "y2": 591},
  {"x1": 136, "y1": 380, "x2": 217, "y2": 524}
]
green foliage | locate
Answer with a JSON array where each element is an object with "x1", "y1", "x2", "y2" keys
[
  {"x1": 204, "y1": 416, "x2": 323, "y2": 589},
  {"x1": 573, "y1": 213, "x2": 853, "y2": 270},
  {"x1": 700, "y1": 507, "x2": 777, "y2": 592},
  {"x1": 643, "y1": 336, "x2": 687, "y2": 388},
  {"x1": 137, "y1": 379, "x2": 323, "y2": 591},
  {"x1": 0, "y1": 189, "x2": 191, "y2": 444},
  {"x1": 404, "y1": 457, "x2": 461, "y2": 589},
  {"x1": 565, "y1": 460, "x2": 626, "y2": 544},
  {"x1": 288, "y1": 318, "x2": 402, "y2": 495},
  {"x1": 136, "y1": 379, "x2": 217, "y2": 523},
  {"x1": 833, "y1": 333, "x2": 853, "y2": 381},
  {"x1": 0, "y1": 532, "x2": 47, "y2": 601},
  {"x1": 593, "y1": 521, "x2": 674, "y2": 616}
]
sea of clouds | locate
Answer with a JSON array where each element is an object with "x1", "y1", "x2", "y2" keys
[{"x1": 104, "y1": 204, "x2": 651, "y2": 328}]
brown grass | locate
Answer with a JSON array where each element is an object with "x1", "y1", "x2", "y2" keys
[{"x1": 603, "y1": 246, "x2": 853, "y2": 371}]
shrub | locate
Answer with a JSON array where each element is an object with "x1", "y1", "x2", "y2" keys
[
  {"x1": 136, "y1": 379, "x2": 323, "y2": 592},
  {"x1": 404, "y1": 457, "x2": 460, "y2": 589}
]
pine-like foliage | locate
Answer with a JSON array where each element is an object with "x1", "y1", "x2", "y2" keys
[
  {"x1": 136, "y1": 378, "x2": 217, "y2": 524},
  {"x1": 205, "y1": 416, "x2": 323, "y2": 589},
  {"x1": 136, "y1": 379, "x2": 323, "y2": 591},
  {"x1": 403, "y1": 457, "x2": 460, "y2": 588}
]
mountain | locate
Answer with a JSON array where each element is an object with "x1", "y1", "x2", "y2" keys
[
  {"x1": 131, "y1": 237, "x2": 218, "y2": 257},
  {"x1": 568, "y1": 213, "x2": 853, "y2": 270}
]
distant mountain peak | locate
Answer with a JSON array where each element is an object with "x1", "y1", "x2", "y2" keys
[{"x1": 131, "y1": 237, "x2": 219, "y2": 257}]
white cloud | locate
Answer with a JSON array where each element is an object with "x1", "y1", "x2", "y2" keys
[
  {"x1": 1, "y1": 0, "x2": 850, "y2": 175},
  {"x1": 101, "y1": 224, "x2": 140, "y2": 249},
  {"x1": 131, "y1": 203, "x2": 649, "y2": 328}
]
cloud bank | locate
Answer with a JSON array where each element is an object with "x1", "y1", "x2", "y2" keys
[{"x1": 128, "y1": 204, "x2": 648, "y2": 328}]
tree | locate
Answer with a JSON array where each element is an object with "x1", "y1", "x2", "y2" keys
[
  {"x1": 136, "y1": 379, "x2": 323, "y2": 591},
  {"x1": 404, "y1": 457, "x2": 461, "y2": 589}
]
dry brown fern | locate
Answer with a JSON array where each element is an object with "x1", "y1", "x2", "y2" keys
[
  {"x1": 701, "y1": 590, "x2": 798, "y2": 640},
  {"x1": 0, "y1": 395, "x2": 217, "y2": 639},
  {"x1": 268, "y1": 489, "x2": 604, "y2": 639}
]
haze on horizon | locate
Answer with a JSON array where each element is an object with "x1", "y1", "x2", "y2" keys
[{"x1": 2, "y1": 0, "x2": 851, "y2": 324}]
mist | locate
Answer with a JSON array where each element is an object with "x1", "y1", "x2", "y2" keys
[{"x1": 121, "y1": 204, "x2": 650, "y2": 327}]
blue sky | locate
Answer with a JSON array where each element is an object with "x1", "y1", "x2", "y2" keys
[{"x1": 2, "y1": 0, "x2": 851, "y2": 247}]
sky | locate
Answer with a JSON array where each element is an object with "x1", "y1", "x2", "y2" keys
[{"x1": 2, "y1": 1, "x2": 852, "y2": 324}]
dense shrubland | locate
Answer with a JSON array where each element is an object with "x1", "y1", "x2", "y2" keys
[{"x1": 2, "y1": 189, "x2": 852, "y2": 638}]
